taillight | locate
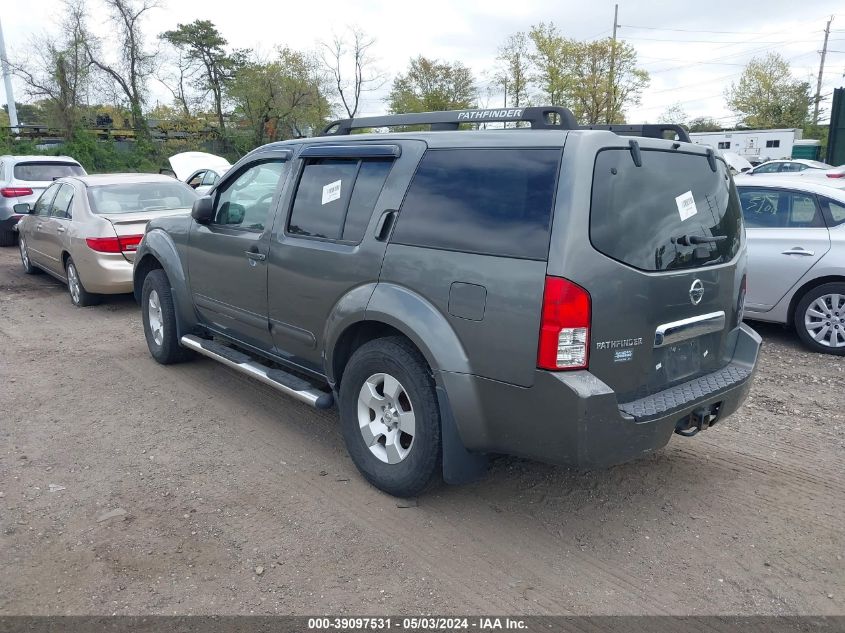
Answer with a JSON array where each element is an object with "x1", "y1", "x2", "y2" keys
[
  {"x1": 86, "y1": 234, "x2": 143, "y2": 253},
  {"x1": 537, "y1": 276, "x2": 591, "y2": 371},
  {"x1": 826, "y1": 172, "x2": 845, "y2": 178},
  {"x1": 0, "y1": 187, "x2": 34, "y2": 198}
]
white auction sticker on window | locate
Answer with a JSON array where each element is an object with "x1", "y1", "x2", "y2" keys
[
  {"x1": 675, "y1": 190, "x2": 698, "y2": 221},
  {"x1": 322, "y1": 180, "x2": 342, "y2": 205}
]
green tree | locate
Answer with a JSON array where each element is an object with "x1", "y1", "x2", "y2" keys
[
  {"x1": 527, "y1": 25, "x2": 648, "y2": 124},
  {"x1": 227, "y1": 49, "x2": 331, "y2": 147},
  {"x1": 160, "y1": 20, "x2": 240, "y2": 131},
  {"x1": 726, "y1": 53, "x2": 811, "y2": 128},
  {"x1": 387, "y1": 56, "x2": 476, "y2": 113},
  {"x1": 687, "y1": 116, "x2": 723, "y2": 132},
  {"x1": 495, "y1": 32, "x2": 532, "y2": 108}
]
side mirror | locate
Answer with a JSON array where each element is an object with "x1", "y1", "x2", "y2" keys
[
  {"x1": 191, "y1": 196, "x2": 214, "y2": 224},
  {"x1": 13, "y1": 203, "x2": 31, "y2": 214}
]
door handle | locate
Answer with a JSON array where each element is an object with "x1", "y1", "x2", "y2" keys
[
  {"x1": 57, "y1": 226, "x2": 66, "y2": 233},
  {"x1": 36, "y1": 223, "x2": 43, "y2": 230},
  {"x1": 245, "y1": 250, "x2": 266, "y2": 262},
  {"x1": 781, "y1": 248, "x2": 815, "y2": 256},
  {"x1": 374, "y1": 209, "x2": 397, "y2": 241}
]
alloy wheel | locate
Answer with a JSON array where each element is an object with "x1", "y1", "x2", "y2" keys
[
  {"x1": 19, "y1": 237, "x2": 29, "y2": 269},
  {"x1": 67, "y1": 264, "x2": 81, "y2": 305},
  {"x1": 804, "y1": 293, "x2": 845, "y2": 348},
  {"x1": 356, "y1": 373, "x2": 416, "y2": 464},
  {"x1": 147, "y1": 289, "x2": 165, "y2": 346}
]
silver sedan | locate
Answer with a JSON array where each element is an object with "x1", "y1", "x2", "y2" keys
[
  {"x1": 734, "y1": 175, "x2": 845, "y2": 354},
  {"x1": 15, "y1": 173, "x2": 197, "y2": 306}
]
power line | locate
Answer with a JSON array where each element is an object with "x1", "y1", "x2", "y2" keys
[{"x1": 620, "y1": 24, "x2": 798, "y2": 35}]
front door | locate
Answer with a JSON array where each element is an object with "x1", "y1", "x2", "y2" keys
[
  {"x1": 25, "y1": 183, "x2": 61, "y2": 268},
  {"x1": 738, "y1": 186, "x2": 831, "y2": 311},
  {"x1": 187, "y1": 158, "x2": 290, "y2": 350}
]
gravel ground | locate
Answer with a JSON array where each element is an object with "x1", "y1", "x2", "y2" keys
[{"x1": 0, "y1": 245, "x2": 842, "y2": 616}]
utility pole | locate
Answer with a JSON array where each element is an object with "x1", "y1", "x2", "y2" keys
[
  {"x1": 813, "y1": 15, "x2": 834, "y2": 125},
  {"x1": 0, "y1": 16, "x2": 18, "y2": 132},
  {"x1": 606, "y1": 4, "x2": 619, "y2": 124}
]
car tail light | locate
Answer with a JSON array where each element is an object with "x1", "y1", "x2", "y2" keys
[
  {"x1": 1, "y1": 187, "x2": 34, "y2": 198},
  {"x1": 537, "y1": 276, "x2": 591, "y2": 370},
  {"x1": 826, "y1": 172, "x2": 845, "y2": 178},
  {"x1": 86, "y1": 234, "x2": 143, "y2": 253}
]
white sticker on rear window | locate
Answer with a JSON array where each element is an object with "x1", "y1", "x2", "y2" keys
[
  {"x1": 322, "y1": 180, "x2": 342, "y2": 205},
  {"x1": 675, "y1": 190, "x2": 698, "y2": 221}
]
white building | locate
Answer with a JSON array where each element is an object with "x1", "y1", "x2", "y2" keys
[{"x1": 689, "y1": 129, "x2": 803, "y2": 163}]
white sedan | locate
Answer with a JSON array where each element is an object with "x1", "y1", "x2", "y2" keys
[
  {"x1": 746, "y1": 159, "x2": 833, "y2": 175},
  {"x1": 733, "y1": 175, "x2": 845, "y2": 354}
]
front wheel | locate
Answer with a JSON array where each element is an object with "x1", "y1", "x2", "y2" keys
[
  {"x1": 794, "y1": 282, "x2": 845, "y2": 355},
  {"x1": 141, "y1": 269, "x2": 189, "y2": 364},
  {"x1": 339, "y1": 337, "x2": 442, "y2": 497},
  {"x1": 66, "y1": 257, "x2": 100, "y2": 306},
  {"x1": 19, "y1": 236, "x2": 38, "y2": 274}
]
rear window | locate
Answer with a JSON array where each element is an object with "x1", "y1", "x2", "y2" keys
[
  {"x1": 590, "y1": 149, "x2": 742, "y2": 271},
  {"x1": 392, "y1": 148, "x2": 560, "y2": 260},
  {"x1": 14, "y1": 162, "x2": 85, "y2": 181},
  {"x1": 87, "y1": 182, "x2": 198, "y2": 214}
]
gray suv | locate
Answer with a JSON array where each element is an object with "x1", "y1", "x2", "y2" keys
[{"x1": 133, "y1": 107, "x2": 762, "y2": 497}]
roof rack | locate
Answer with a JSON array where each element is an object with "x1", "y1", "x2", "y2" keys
[
  {"x1": 581, "y1": 123, "x2": 691, "y2": 143},
  {"x1": 319, "y1": 107, "x2": 691, "y2": 143},
  {"x1": 320, "y1": 106, "x2": 579, "y2": 135}
]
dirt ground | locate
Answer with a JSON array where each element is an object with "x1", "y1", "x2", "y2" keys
[{"x1": 0, "y1": 245, "x2": 842, "y2": 616}]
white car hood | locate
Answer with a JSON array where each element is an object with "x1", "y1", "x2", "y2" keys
[
  {"x1": 168, "y1": 152, "x2": 231, "y2": 182},
  {"x1": 719, "y1": 151, "x2": 753, "y2": 174}
]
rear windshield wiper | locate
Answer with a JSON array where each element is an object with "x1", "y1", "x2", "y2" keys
[{"x1": 673, "y1": 234, "x2": 728, "y2": 246}]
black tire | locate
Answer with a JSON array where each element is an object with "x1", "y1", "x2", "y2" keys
[
  {"x1": 0, "y1": 230, "x2": 16, "y2": 247},
  {"x1": 19, "y1": 235, "x2": 38, "y2": 274},
  {"x1": 339, "y1": 336, "x2": 442, "y2": 497},
  {"x1": 794, "y1": 282, "x2": 845, "y2": 356},
  {"x1": 141, "y1": 269, "x2": 189, "y2": 364},
  {"x1": 65, "y1": 257, "x2": 101, "y2": 307}
]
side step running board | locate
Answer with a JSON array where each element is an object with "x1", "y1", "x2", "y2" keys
[{"x1": 180, "y1": 334, "x2": 334, "y2": 409}]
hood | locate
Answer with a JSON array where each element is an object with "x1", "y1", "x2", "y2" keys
[
  {"x1": 168, "y1": 152, "x2": 231, "y2": 182},
  {"x1": 719, "y1": 151, "x2": 753, "y2": 174}
]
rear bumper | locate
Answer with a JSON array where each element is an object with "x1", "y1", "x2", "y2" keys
[
  {"x1": 0, "y1": 213, "x2": 22, "y2": 233},
  {"x1": 441, "y1": 323, "x2": 762, "y2": 468},
  {"x1": 74, "y1": 250, "x2": 134, "y2": 294}
]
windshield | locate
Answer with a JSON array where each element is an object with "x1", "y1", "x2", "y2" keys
[
  {"x1": 590, "y1": 148, "x2": 743, "y2": 272},
  {"x1": 14, "y1": 162, "x2": 85, "y2": 181},
  {"x1": 87, "y1": 181, "x2": 198, "y2": 214}
]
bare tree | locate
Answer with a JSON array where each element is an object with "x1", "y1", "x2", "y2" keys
[
  {"x1": 320, "y1": 27, "x2": 385, "y2": 118},
  {"x1": 495, "y1": 32, "x2": 531, "y2": 108},
  {"x1": 84, "y1": 0, "x2": 158, "y2": 134},
  {"x1": 157, "y1": 46, "x2": 204, "y2": 119},
  {"x1": 10, "y1": 0, "x2": 90, "y2": 136}
]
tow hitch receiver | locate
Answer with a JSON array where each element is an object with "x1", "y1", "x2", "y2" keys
[{"x1": 675, "y1": 403, "x2": 722, "y2": 437}]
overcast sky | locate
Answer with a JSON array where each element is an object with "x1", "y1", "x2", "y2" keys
[{"x1": 2, "y1": 0, "x2": 844, "y2": 124}]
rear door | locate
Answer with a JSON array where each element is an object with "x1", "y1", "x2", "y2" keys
[
  {"x1": 187, "y1": 156, "x2": 290, "y2": 350},
  {"x1": 737, "y1": 186, "x2": 830, "y2": 311},
  {"x1": 563, "y1": 144, "x2": 746, "y2": 402},
  {"x1": 267, "y1": 142, "x2": 422, "y2": 372}
]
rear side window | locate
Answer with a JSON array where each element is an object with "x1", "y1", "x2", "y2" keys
[
  {"x1": 288, "y1": 158, "x2": 392, "y2": 242},
  {"x1": 14, "y1": 162, "x2": 84, "y2": 181},
  {"x1": 392, "y1": 148, "x2": 560, "y2": 259},
  {"x1": 822, "y1": 197, "x2": 845, "y2": 227},
  {"x1": 590, "y1": 149, "x2": 742, "y2": 271}
]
